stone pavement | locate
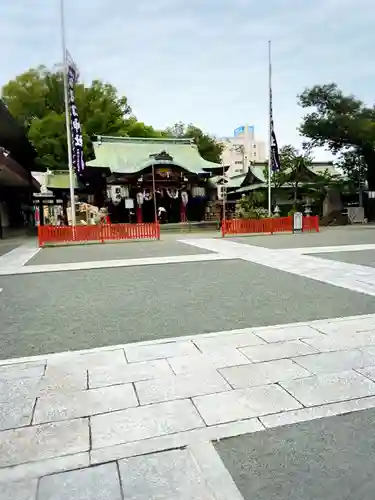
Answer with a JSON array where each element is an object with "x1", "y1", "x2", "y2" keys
[{"x1": 3, "y1": 313, "x2": 375, "y2": 497}]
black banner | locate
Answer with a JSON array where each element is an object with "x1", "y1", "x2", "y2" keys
[
  {"x1": 269, "y1": 86, "x2": 280, "y2": 172},
  {"x1": 67, "y1": 62, "x2": 85, "y2": 175},
  {"x1": 270, "y1": 119, "x2": 280, "y2": 172}
]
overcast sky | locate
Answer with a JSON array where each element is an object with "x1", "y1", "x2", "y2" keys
[{"x1": 1, "y1": 0, "x2": 374, "y2": 160}]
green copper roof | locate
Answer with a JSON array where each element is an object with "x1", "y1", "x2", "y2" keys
[
  {"x1": 87, "y1": 136, "x2": 221, "y2": 175},
  {"x1": 226, "y1": 173, "x2": 247, "y2": 189},
  {"x1": 250, "y1": 164, "x2": 266, "y2": 183},
  {"x1": 45, "y1": 171, "x2": 80, "y2": 190}
]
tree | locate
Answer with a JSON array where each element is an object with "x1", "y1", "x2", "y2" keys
[
  {"x1": 263, "y1": 144, "x2": 343, "y2": 208},
  {"x1": 166, "y1": 122, "x2": 224, "y2": 163},
  {"x1": 263, "y1": 144, "x2": 312, "y2": 189},
  {"x1": 1, "y1": 66, "x2": 133, "y2": 170},
  {"x1": 298, "y1": 83, "x2": 375, "y2": 189}
]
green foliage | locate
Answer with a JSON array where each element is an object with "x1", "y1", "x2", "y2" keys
[
  {"x1": 166, "y1": 121, "x2": 224, "y2": 163},
  {"x1": 298, "y1": 83, "x2": 375, "y2": 189},
  {"x1": 1, "y1": 65, "x2": 164, "y2": 170},
  {"x1": 236, "y1": 191, "x2": 267, "y2": 219}
]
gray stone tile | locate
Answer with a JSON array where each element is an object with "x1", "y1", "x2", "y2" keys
[
  {"x1": 0, "y1": 362, "x2": 45, "y2": 381},
  {"x1": 193, "y1": 385, "x2": 302, "y2": 425},
  {"x1": 219, "y1": 359, "x2": 311, "y2": 389},
  {"x1": 168, "y1": 348, "x2": 250, "y2": 375},
  {"x1": 49, "y1": 349, "x2": 127, "y2": 369},
  {"x1": 125, "y1": 341, "x2": 199, "y2": 363},
  {"x1": 0, "y1": 418, "x2": 89, "y2": 467},
  {"x1": 303, "y1": 332, "x2": 375, "y2": 352},
  {"x1": 91, "y1": 399, "x2": 205, "y2": 449},
  {"x1": 90, "y1": 418, "x2": 264, "y2": 464},
  {"x1": 0, "y1": 398, "x2": 35, "y2": 430},
  {"x1": 357, "y1": 366, "x2": 375, "y2": 382},
  {"x1": 38, "y1": 463, "x2": 122, "y2": 500},
  {"x1": 34, "y1": 384, "x2": 138, "y2": 424},
  {"x1": 119, "y1": 448, "x2": 213, "y2": 499},
  {"x1": 0, "y1": 479, "x2": 37, "y2": 500},
  {"x1": 260, "y1": 396, "x2": 375, "y2": 429},
  {"x1": 88, "y1": 359, "x2": 173, "y2": 389},
  {"x1": 240, "y1": 340, "x2": 318, "y2": 362},
  {"x1": 293, "y1": 348, "x2": 375, "y2": 375},
  {"x1": 193, "y1": 331, "x2": 266, "y2": 352},
  {"x1": 0, "y1": 378, "x2": 40, "y2": 403},
  {"x1": 281, "y1": 370, "x2": 375, "y2": 406},
  {"x1": 313, "y1": 316, "x2": 375, "y2": 335},
  {"x1": 135, "y1": 371, "x2": 230, "y2": 405},
  {"x1": 38, "y1": 364, "x2": 87, "y2": 395},
  {"x1": 255, "y1": 325, "x2": 323, "y2": 343},
  {"x1": 0, "y1": 452, "x2": 89, "y2": 484}
]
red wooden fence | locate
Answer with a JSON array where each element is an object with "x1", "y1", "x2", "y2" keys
[
  {"x1": 38, "y1": 223, "x2": 160, "y2": 247},
  {"x1": 222, "y1": 215, "x2": 319, "y2": 236}
]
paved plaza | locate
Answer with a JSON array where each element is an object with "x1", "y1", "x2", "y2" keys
[{"x1": 2, "y1": 227, "x2": 375, "y2": 498}]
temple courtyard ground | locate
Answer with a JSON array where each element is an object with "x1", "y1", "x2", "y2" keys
[{"x1": 2, "y1": 227, "x2": 375, "y2": 498}]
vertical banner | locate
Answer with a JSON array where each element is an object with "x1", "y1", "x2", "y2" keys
[
  {"x1": 269, "y1": 87, "x2": 280, "y2": 172},
  {"x1": 67, "y1": 60, "x2": 85, "y2": 175}
]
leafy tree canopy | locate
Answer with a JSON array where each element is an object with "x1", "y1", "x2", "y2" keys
[
  {"x1": 166, "y1": 121, "x2": 224, "y2": 163},
  {"x1": 1, "y1": 66, "x2": 171, "y2": 169},
  {"x1": 298, "y1": 83, "x2": 375, "y2": 188}
]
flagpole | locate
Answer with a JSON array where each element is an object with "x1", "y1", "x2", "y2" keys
[
  {"x1": 60, "y1": 0, "x2": 76, "y2": 226},
  {"x1": 268, "y1": 40, "x2": 272, "y2": 217}
]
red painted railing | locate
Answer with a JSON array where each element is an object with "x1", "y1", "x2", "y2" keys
[
  {"x1": 38, "y1": 223, "x2": 160, "y2": 247},
  {"x1": 222, "y1": 215, "x2": 319, "y2": 236}
]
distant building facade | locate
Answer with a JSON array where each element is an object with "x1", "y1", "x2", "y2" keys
[{"x1": 220, "y1": 125, "x2": 266, "y2": 178}]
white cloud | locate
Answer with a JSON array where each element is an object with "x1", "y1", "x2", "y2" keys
[{"x1": 1, "y1": 0, "x2": 375, "y2": 161}]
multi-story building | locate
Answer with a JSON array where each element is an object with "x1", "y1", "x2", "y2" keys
[{"x1": 220, "y1": 125, "x2": 266, "y2": 178}]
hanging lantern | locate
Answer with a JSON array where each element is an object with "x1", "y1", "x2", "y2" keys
[{"x1": 136, "y1": 192, "x2": 144, "y2": 205}]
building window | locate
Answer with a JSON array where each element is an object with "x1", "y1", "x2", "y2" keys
[
  {"x1": 234, "y1": 160, "x2": 243, "y2": 165},
  {"x1": 253, "y1": 144, "x2": 257, "y2": 148},
  {"x1": 253, "y1": 152, "x2": 257, "y2": 156},
  {"x1": 235, "y1": 169, "x2": 242, "y2": 173}
]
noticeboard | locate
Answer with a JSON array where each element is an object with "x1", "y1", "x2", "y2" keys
[{"x1": 293, "y1": 212, "x2": 303, "y2": 233}]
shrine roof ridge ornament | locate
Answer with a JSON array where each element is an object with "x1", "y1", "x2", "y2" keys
[{"x1": 149, "y1": 150, "x2": 174, "y2": 162}]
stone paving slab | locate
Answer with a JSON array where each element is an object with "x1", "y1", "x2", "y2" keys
[
  {"x1": 281, "y1": 370, "x2": 375, "y2": 406},
  {"x1": 38, "y1": 462, "x2": 122, "y2": 500},
  {"x1": 168, "y1": 348, "x2": 251, "y2": 374},
  {"x1": 135, "y1": 371, "x2": 230, "y2": 404},
  {"x1": 119, "y1": 448, "x2": 213, "y2": 499},
  {"x1": 0, "y1": 478, "x2": 38, "y2": 500},
  {"x1": 91, "y1": 399, "x2": 205, "y2": 449},
  {"x1": 292, "y1": 348, "x2": 375, "y2": 375},
  {"x1": 193, "y1": 384, "x2": 302, "y2": 425},
  {"x1": 88, "y1": 358, "x2": 173, "y2": 388},
  {"x1": 240, "y1": 339, "x2": 318, "y2": 362},
  {"x1": 0, "y1": 418, "x2": 89, "y2": 467},
  {"x1": 219, "y1": 359, "x2": 311, "y2": 388},
  {"x1": 33, "y1": 383, "x2": 138, "y2": 424},
  {"x1": 0, "y1": 398, "x2": 35, "y2": 431}
]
